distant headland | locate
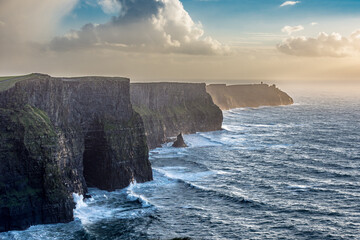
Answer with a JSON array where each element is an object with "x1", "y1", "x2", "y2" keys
[
  {"x1": 0, "y1": 73, "x2": 293, "y2": 232},
  {"x1": 206, "y1": 83, "x2": 294, "y2": 110}
]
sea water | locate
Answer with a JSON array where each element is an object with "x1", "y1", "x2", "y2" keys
[{"x1": 1, "y1": 84, "x2": 360, "y2": 240}]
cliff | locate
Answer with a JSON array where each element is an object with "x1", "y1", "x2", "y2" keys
[
  {"x1": 130, "y1": 83, "x2": 223, "y2": 149},
  {"x1": 0, "y1": 74, "x2": 152, "y2": 232},
  {"x1": 206, "y1": 83, "x2": 294, "y2": 110}
]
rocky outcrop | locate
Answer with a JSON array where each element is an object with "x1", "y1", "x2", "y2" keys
[
  {"x1": 0, "y1": 74, "x2": 152, "y2": 232},
  {"x1": 130, "y1": 83, "x2": 223, "y2": 149},
  {"x1": 172, "y1": 133, "x2": 188, "y2": 148},
  {"x1": 206, "y1": 83, "x2": 294, "y2": 110}
]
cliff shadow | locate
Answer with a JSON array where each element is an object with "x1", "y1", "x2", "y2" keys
[
  {"x1": 83, "y1": 119, "x2": 110, "y2": 189},
  {"x1": 82, "y1": 115, "x2": 152, "y2": 191}
]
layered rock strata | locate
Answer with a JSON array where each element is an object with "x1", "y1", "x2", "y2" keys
[
  {"x1": 206, "y1": 83, "x2": 294, "y2": 110},
  {"x1": 0, "y1": 74, "x2": 152, "y2": 232},
  {"x1": 130, "y1": 83, "x2": 223, "y2": 149}
]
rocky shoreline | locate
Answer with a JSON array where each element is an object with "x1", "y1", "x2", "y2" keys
[
  {"x1": 0, "y1": 74, "x2": 293, "y2": 232},
  {"x1": 0, "y1": 74, "x2": 153, "y2": 231},
  {"x1": 0, "y1": 74, "x2": 223, "y2": 232},
  {"x1": 131, "y1": 82, "x2": 223, "y2": 149}
]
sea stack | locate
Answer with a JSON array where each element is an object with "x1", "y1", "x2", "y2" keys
[
  {"x1": 130, "y1": 83, "x2": 223, "y2": 149},
  {"x1": 172, "y1": 133, "x2": 188, "y2": 148}
]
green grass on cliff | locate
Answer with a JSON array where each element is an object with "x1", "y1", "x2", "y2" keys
[
  {"x1": 133, "y1": 105, "x2": 162, "y2": 117},
  {"x1": 0, "y1": 74, "x2": 33, "y2": 92},
  {"x1": 0, "y1": 105, "x2": 67, "y2": 207},
  {"x1": 0, "y1": 178, "x2": 42, "y2": 207}
]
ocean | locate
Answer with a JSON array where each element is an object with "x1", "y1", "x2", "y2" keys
[{"x1": 1, "y1": 84, "x2": 359, "y2": 240}]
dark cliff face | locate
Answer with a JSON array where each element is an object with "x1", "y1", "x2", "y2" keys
[
  {"x1": 0, "y1": 74, "x2": 152, "y2": 232},
  {"x1": 130, "y1": 83, "x2": 223, "y2": 149},
  {"x1": 0, "y1": 105, "x2": 74, "y2": 232},
  {"x1": 206, "y1": 84, "x2": 294, "y2": 110}
]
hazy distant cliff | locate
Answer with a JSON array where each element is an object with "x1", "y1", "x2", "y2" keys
[
  {"x1": 131, "y1": 83, "x2": 223, "y2": 149},
  {"x1": 206, "y1": 84, "x2": 294, "y2": 110},
  {"x1": 0, "y1": 74, "x2": 152, "y2": 232}
]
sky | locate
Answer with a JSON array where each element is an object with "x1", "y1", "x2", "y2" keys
[{"x1": 1, "y1": 0, "x2": 360, "y2": 82}]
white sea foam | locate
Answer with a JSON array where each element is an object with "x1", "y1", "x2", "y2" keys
[
  {"x1": 154, "y1": 166, "x2": 214, "y2": 183},
  {"x1": 126, "y1": 182, "x2": 152, "y2": 208},
  {"x1": 287, "y1": 184, "x2": 310, "y2": 190},
  {"x1": 72, "y1": 193, "x2": 100, "y2": 225},
  {"x1": 71, "y1": 186, "x2": 154, "y2": 226},
  {"x1": 183, "y1": 133, "x2": 223, "y2": 148},
  {"x1": 72, "y1": 193, "x2": 98, "y2": 225},
  {"x1": 221, "y1": 123, "x2": 247, "y2": 134},
  {"x1": 73, "y1": 193, "x2": 88, "y2": 209},
  {"x1": 199, "y1": 129, "x2": 246, "y2": 147},
  {"x1": 150, "y1": 132, "x2": 224, "y2": 161}
]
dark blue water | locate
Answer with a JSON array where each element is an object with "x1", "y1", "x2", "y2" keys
[{"x1": 1, "y1": 85, "x2": 360, "y2": 240}]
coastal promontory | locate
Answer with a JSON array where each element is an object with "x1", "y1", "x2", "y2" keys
[
  {"x1": 0, "y1": 74, "x2": 152, "y2": 232},
  {"x1": 206, "y1": 83, "x2": 294, "y2": 110},
  {"x1": 0, "y1": 74, "x2": 224, "y2": 232}
]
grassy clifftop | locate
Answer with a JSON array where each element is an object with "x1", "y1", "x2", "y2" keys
[
  {"x1": 0, "y1": 74, "x2": 153, "y2": 232},
  {"x1": 206, "y1": 83, "x2": 294, "y2": 110},
  {"x1": 0, "y1": 74, "x2": 33, "y2": 92},
  {"x1": 0, "y1": 105, "x2": 74, "y2": 232}
]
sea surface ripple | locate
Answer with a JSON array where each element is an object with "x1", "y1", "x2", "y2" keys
[{"x1": 1, "y1": 85, "x2": 360, "y2": 240}]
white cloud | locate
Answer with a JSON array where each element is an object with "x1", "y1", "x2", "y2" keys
[
  {"x1": 0, "y1": 0, "x2": 80, "y2": 75},
  {"x1": 277, "y1": 31, "x2": 360, "y2": 57},
  {"x1": 0, "y1": 0, "x2": 79, "y2": 43},
  {"x1": 50, "y1": 0, "x2": 228, "y2": 55},
  {"x1": 280, "y1": 1, "x2": 300, "y2": 7},
  {"x1": 310, "y1": 22, "x2": 318, "y2": 26},
  {"x1": 98, "y1": 0, "x2": 122, "y2": 15},
  {"x1": 281, "y1": 25, "x2": 304, "y2": 35}
]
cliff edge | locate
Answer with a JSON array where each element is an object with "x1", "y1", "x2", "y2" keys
[
  {"x1": 206, "y1": 83, "x2": 294, "y2": 110},
  {"x1": 0, "y1": 74, "x2": 152, "y2": 232},
  {"x1": 131, "y1": 83, "x2": 223, "y2": 149}
]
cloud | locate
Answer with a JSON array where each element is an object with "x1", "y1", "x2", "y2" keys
[
  {"x1": 98, "y1": 0, "x2": 122, "y2": 15},
  {"x1": 50, "y1": 0, "x2": 228, "y2": 55},
  {"x1": 0, "y1": 0, "x2": 79, "y2": 64},
  {"x1": 310, "y1": 22, "x2": 318, "y2": 26},
  {"x1": 0, "y1": 0, "x2": 79, "y2": 43},
  {"x1": 280, "y1": 1, "x2": 300, "y2": 7},
  {"x1": 281, "y1": 25, "x2": 304, "y2": 35},
  {"x1": 277, "y1": 31, "x2": 360, "y2": 57}
]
